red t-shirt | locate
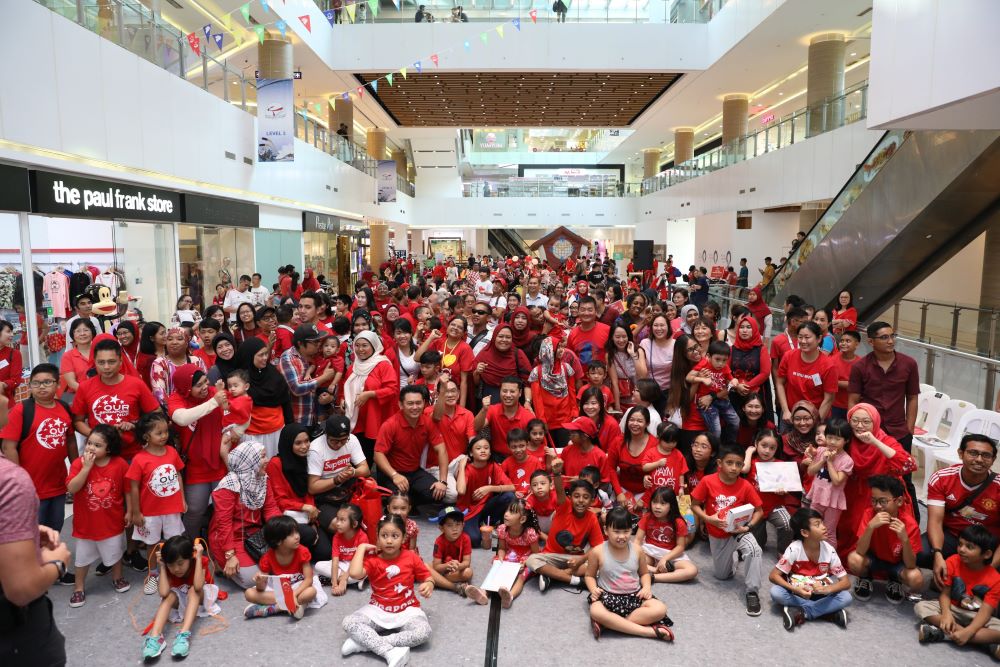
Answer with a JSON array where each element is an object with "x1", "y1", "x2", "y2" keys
[
  {"x1": 567, "y1": 322, "x2": 610, "y2": 365},
  {"x1": 427, "y1": 405, "x2": 475, "y2": 462},
  {"x1": 927, "y1": 464, "x2": 1000, "y2": 538},
  {"x1": 433, "y1": 338, "x2": 475, "y2": 374},
  {"x1": 607, "y1": 435, "x2": 656, "y2": 496},
  {"x1": 559, "y1": 444, "x2": 608, "y2": 482},
  {"x1": 222, "y1": 394, "x2": 253, "y2": 430},
  {"x1": 375, "y1": 412, "x2": 444, "y2": 473},
  {"x1": 576, "y1": 384, "x2": 614, "y2": 407},
  {"x1": 274, "y1": 326, "x2": 295, "y2": 360},
  {"x1": 125, "y1": 447, "x2": 185, "y2": 517},
  {"x1": 502, "y1": 454, "x2": 545, "y2": 496},
  {"x1": 526, "y1": 489, "x2": 558, "y2": 518},
  {"x1": 692, "y1": 357, "x2": 734, "y2": 398},
  {"x1": 0, "y1": 402, "x2": 72, "y2": 499},
  {"x1": 364, "y1": 550, "x2": 432, "y2": 613},
  {"x1": 690, "y1": 473, "x2": 762, "y2": 539},
  {"x1": 67, "y1": 456, "x2": 129, "y2": 541},
  {"x1": 458, "y1": 461, "x2": 511, "y2": 516},
  {"x1": 433, "y1": 532, "x2": 472, "y2": 563},
  {"x1": 777, "y1": 352, "x2": 838, "y2": 412},
  {"x1": 333, "y1": 529, "x2": 367, "y2": 563},
  {"x1": 259, "y1": 544, "x2": 312, "y2": 577},
  {"x1": 770, "y1": 332, "x2": 797, "y2": 365},
  {"x1": 856, "y1": 505, "x2": 921, "y2": 563},
  {"x1": 642, "y1": 447, "x2": 689, "y2": 503},
  {"x1": 542, "y1": 500, "x2": 604, "y2": 555},
  {"x1": 166, "y1": 555, "x2": 213, "y2": 587},
  {"x1": 485, "y1": 403, "x2": 535, "y2": 456},
  {"x1": 830, "y1": 352, "x2": 860, "y2": 409},
  {"x1": 944, "y1": 554, "x2": 1000, "y2": 609},
  {"x1": 639, "y1": 514, "x2": 688, "y2": 551},
  {"x1": 72, "y1": 375, "x2": 161, "y2": 459}
]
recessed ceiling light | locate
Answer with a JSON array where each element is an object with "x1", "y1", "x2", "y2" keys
[
  {"x1": 778, "y1": 92, "x2": 783, "y2": 96},
  {"x1": 850, "y1": 52, "x2": 857, "y2": 56}
]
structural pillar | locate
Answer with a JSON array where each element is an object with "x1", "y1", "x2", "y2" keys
[
  {"x1": 806, "y1": 33, "x2": 846, "y2": 137},
  {"x1": 674, "y1": 127, "x2": 694, "y2": 165},
  {"x1": 409, "y1": 228, "x2": 424, "y2": 255},
  {"x1": 721, "y1": 94, "x2": 749, "y2": 146},
  {"x1": 368, "y1": 220, "x2": 389, "y2": 269},
  {"x1": 328, "y1": 97, "x2": 354, "y2": 143},
  {"x1": 642, "y1": 149, "x2": 660, "y2": 179},
  {"x1": 367, "y1": 128, "x2": 386, "y2": 160},
  {"x1": 391, "y1": 148, "x2": 407, "y2": 179},
  {"x1": 257, "y1": 37, "x2": 292, "y2": 79}
]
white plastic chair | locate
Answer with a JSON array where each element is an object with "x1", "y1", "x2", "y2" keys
[
  {"x1": 914, "y1": 392, "x2": 950, "y2": 436},
  {"x1": 913, "y1": 398, "x2": 975, "y2": 501},
  {"x1": 919, "y1": 383, "x2": 937, "y2": 395},
  {"x1": 929, "y1": 408, "x2": 1000, "y2": 481}
]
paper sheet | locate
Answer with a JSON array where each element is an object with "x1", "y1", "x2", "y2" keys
[
  {"x1": 480, "y1": 561, "x2": 522, "y2": 593},
  {"x1": 755, "y1": 461, "x2": 804, "y2": 493}
]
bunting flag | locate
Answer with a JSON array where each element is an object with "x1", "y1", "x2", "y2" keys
[
  {"x1": 430, "y1": 54, "x2": 439, "y2": 67},
  {"x1": 356, "y1": 86, "x2": 364, "y2": 99},
  {"x1": 414, "y1": 61, "x2": 422, "y2": 73},
  {"x1": 367, "y1": 0, "x2": 379, "y2": 16},
  {"x1": 299, "y1": 15, "x2": 311, "y2": 32},
  {"x1": 371, "y1": 80, "x2": 378, "y2": 93},
  {"x1": 329, "y1": 97, "x2": 336, "y2": 109},
  {"x1": 202, "y1": 23, "x2": 212, "y2": 39},
  {"x1": 323, "y1": 9, "x2": 336, "y2": 26},
  {"x1": 480, "y1": 32, "x2": 488, "y2": 45},
  {"x1": 391, "y1": 0, "x2": 399, "y2": 8},
  {"x1": 313, "y1": 102, "x2": 322, "y2": 114},
  {"x1": 342, "y1": 92, "x2": 350, "y2": 101},
  {"x1": 400, "y1": 67, "x2": 407, "y2": 79},
  {"x1": 275, "y1": 19, "x2": 287, "y2": 39},
  {"x1": 186, "y1": 33, "x2": 201, "y2": 57},
  {"x1": 529, "y1": 8, "x2": 537, "y2": 22},
  {"x1": 260, "y1": 0, "x2": 269, "y2": 12},
  {"x1": 253, "y1": 24, "x2": 266, "y2": 43},
  {"x1": 512, "y1": 17, "x2": 520, "y2": 31},
  {"x1": 386, "y1": 73, "x2": 393, "y2": 86},
  {"x1": 221, "y1": 13, "x2": 232, "y2": 30},
  {"x1": 345, "y1": 4, "x2": 356, "y2": 22},
  {"x1": 240, "y1": 2, "x2": 250, "y2": 24},
  {"x1": 464, "y1": 40, "x2": 471, "y2": 51},
  {"x1": 212, "y1": 33, "x2": 224, "y2": 50},
  {"x1": 495, "y1": 25, "x2": 504, "y2": 38}
]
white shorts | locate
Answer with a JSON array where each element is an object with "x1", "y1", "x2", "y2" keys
[
  {"x1": 314, "y1": 560, "x2": 365, "y2": 580},
  {"x1": 74, "y1": 534, "x2": 126, "y2": 568},
  {"x1": 169, "y1": 583, "x2": 222, "y2": 622},
  {"x1": 641, "y1": 542, "x2": 691, "y2": 562},
  {"x1": 133, "y1": 513, "x2": 185, "y2": 545}
]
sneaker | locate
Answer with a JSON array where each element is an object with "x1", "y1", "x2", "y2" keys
[
  {"x1": 142, "y1": 635, "x2": 165, "y2": 661},
  {"x1": 357, "y1": 577, "x2": 367, "y2": 591},
  {"x1": 884, "y1": 581, "x2": 905, "y2": 605},
  {"x1": 853, "y1": 577, "x2": 873, "y2": 601},
  {"x1": 341, "y1": 638, "x2": 363, "y2": 657},
  {"x1": 781, "y1": 606, "x2": 805, "y2": 631},
  {"x1": 829, "y1": 609, "x2": 848, "y2": 629},
  {"x1": 69, "y1": 591, "x2": 86, "y2": 608},
  {"x1": 171, "y1": 631, "x2": 191, "y2": 658},
  {"x1": 113, "y1": 578, "x2": 131, "y2": 594},
  {"x1": 128, "y1": 551, "x2": 148, "y2": 572},
  {"x1": 745, "y1": 591, "x2": 762, "y2": 617},
  {"x1": 465, "y1": 585, "x2": 489, "y2": 605},
  {"x1": 918, "y1": 623, "x2": 946, "y2": 643},
  {"x1": 243, "y1": 603, "x2": 278, "y2": 619},
  {"x1": 291, "y1": 602, "x2": 305, "y2": 620},
  {"x1": 385, "y1": 646, "x2": 410, "y2": 667},
  {"x1": 58, "y1": 571, "x2": 76, "y2": 586},
  {"x1": 318, "y1": 575, "x2": 332, "y2": 587},
  {"x1": 538, "y1": 574, "x2": 550, "y2": 593},
  {"x1": 95, "y1": 562, "x2": 112, "y2": 577},
  {"x1": 143, "y1": 574, "x2": 158, "y2": 595}
]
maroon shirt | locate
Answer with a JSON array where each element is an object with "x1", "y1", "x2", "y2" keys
[{"x1": 847, "y1": 351, "x2": 920, "y2": 440}]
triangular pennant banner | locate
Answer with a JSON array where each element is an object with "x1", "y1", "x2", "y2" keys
[
  {"x1": 529, "y1": 8, "x2": 537, "y2": 22},
  {"x1": 260, "y1": 0, "x2": 269, "y2": 12},
  {"x1": 212, "y1": 33, "x2": 224, "y2": 50},
  {"x1": 342, "y1": 92, "x2": 350, "y2": 100},
  {"x1": 391, "y1": 0, "x2": 399, "y2": 8},
  {"x1": 329, "y1": 97, "x2": 336, "y2": 110},
  {"x1": 414, "y1": 61, "x2": 422, "y2": 73},
  {"x1": 345, "y1": 4, "x2": 356, "y2": 22},
  {"x1": 367, "y1": 0, "x2": 379, "y2": 16},
  {"x1": 496, "y1": 25, "x2": 504, "y2": 38},
  {"x1": 464, "y1": 40, "x2": 470, "y2": 51},
  {"x1": 275, "y1": 19, "x2": 287, "y2": 39},
  {"x1": 323, "y1": 9, "x2": 335, "y2": 26},
  {"x1": 202, "y1": 23, "x2": 212, "y2": 39},
  {"x1": 430, "y1": 54, "x2": 439, "y2": 67},
  {"x1": 386, "y1": 73, "x2": 393, "y2": 86},
  {"x1": 186, "y1": 33, "x2": 201, "y2": 57},
  {"x1": 371, "y1": 80, "x2": 378, "y2": 93},
  {"x1": 512, "y1": 17, "x2": 520, "y2": 31},
  {"x1": 480, "y1": 32, "x2": 488, "y2": 45},
  {"x1": 356, "y1": 86, "x2": 364, "y2": 99},
  {"x1": 400, "y1": 67, "x2": 407, "y2": 79},
  {"x1": 313, "y1": 102, "x2": 322, "y2": 114},
  {"x1": 240, "y1": 2, "x2": 251, "y2": 24},
  {"x1": 253, "y1": 24, "x2": 266, "y2": 43},
  {"x1": 299, "y1": 15, "x2": 311, "y2": 32}
]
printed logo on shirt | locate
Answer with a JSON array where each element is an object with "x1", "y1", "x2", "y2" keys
[
  {"x1": 789, "y1": 370, "x2": 823, "y2": 387},
  {"x1": 713, "y1": 494, "x2": 738, "y2": 511},
  {"x1": 649, "y1": 522, "x2": 675, "y2": 546},
  {"x1": 385, "y1": 565, "x2": 401, "y2": 579},
  {"x1": 87, "y1": 477, "x2": 117, "y2": 511},
  {"x1": 322, "y1": 454, "x2": 350, "y2": 476},
  {"x1": 651, "y1": 466, "x2": 676, "y2": 490},
  {"x1": 147, "y1": 464, "x2": 181, "y2": 498},
  {"x1": 34, "y1": 417, "x2": 68, "y2": 450},
  {"x1": 92, "y1": 394, "x2": 131, "y2": 425}
]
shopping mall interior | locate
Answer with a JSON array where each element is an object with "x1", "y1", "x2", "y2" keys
[{"x1": 1, "y1": 0, "x2": 999, "y2": 665}]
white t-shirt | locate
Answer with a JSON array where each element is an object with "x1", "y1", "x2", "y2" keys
[
  {"x1": 308, "y1": 433, "x2": 366, "y2": 479},
  {"x1": 250, "y1": 285, "x2": 271, "y2": 307},
  {"x1": 223, "y1": 289, "x2": 255, "y2": 321},
  {"x1": 474, "y1": 279, "x2": 493, "y2": 303},
  {"x1": 524, "y1": 292, "x2": 549, "y2": 308}
]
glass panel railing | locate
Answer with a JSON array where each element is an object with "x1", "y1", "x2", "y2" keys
[
  {"x1": 311, "y1": 0, "x2": 728, "y2": 25},
  {"x1": 887, "y1": 299, "x2": 1000, "y2": 359},
  {"x1": 642, "y1": 80, "x2": 869, "y2": 195},
  {"x1": 463, "y1": 176, "x2": 634, "y2": 197}
]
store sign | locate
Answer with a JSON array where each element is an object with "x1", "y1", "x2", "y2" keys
[
  {"x1": 30, "y1": 171, "x2": 181, "y2": 221},
  {"x1": 760, "y1": 113, "x2": 775, "y2": 125},
  {"x1": 376, "y1": 160, "x2": 397, "y2": 203},
  {"x1": 303, "y1": 211, "x2": 341, "y2": 233},
  {"x1": 0, "y1": 164, "x2": 31, "y2": 212},
  {"x1": 186, "y1": 194, "x2": 258, "y2": 228}
]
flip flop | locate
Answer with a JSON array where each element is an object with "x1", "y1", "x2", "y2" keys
[{"x1": 652, "y1": 624, "x2": 675, "y2": 642}]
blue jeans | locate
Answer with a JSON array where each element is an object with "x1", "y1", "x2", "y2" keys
[
  {"x1": 463, "y1": 492, "x2": 516, "y2": 547},
  {"x1": 699, "y1": 398, "x2": 740, "y2": 443},
  {"x1": 769, "y1": 585, "x2": 852, "y2": 619},
  {"x1": 38, "y1": 495, "x2": 66, "y2": 533}
]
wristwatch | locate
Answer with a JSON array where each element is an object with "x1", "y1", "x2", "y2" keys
[
  {"x1": 931, "y1": 547, "x2": 943, "y2": 556},
  {"x1": 46, "y1": 559, "x2": 67, "y2": 580}
]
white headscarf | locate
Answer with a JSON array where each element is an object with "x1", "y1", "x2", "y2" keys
[
  {"x1": 216, "y1": 442, "x2": 268, "y2": 510},
  {"x1": 344, "y1": 330, "x2": 392, "y2": 428},
  {"x1": 679, "y1": 304, "x2": 700, "y2": 335}
]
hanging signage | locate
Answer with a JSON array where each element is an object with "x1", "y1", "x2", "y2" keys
[
  {"x1": 302, "y1": 211, "x2": 341, "y2": 233},
  {"x1": 376, "y1": 160, "x2": 397, "y2": 203},
  {"x1": 0, "y1": 164, "x2": 31, "y2": 212},
  {"x1": 186, "y1": 194, "x2": 258, "y2": 228},
  {"x1": 255, "y1": 70, "x2": 302, "y2": 79},
  {"x1": 30, "y1": 171, "x2": 181, "y2": 221},
  {"x1": 257, "y1": 78, "x2": 295, "y2": 162}
]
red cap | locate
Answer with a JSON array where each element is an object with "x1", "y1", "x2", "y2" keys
[{"x1": 561, "y1": 416, "x2": 598, "y2": 439}]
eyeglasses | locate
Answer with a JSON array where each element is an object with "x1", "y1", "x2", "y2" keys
[
  {"x1": 850, "y1": 418, "x2": 874, "y2": 426},
  {"x1": 473, "y1": 310, "x2": 489, "y2": 315},
  {"x1": 964, "y1": 449, "x2": 996, "y2": 460},
  {"x1": 870, "y1": 497, "x2": 896, "y2": 507},
  {"x1": 872, "y1": 333, "x2": 897, "y2": 341},
  {"x1": 29, "y1": 379, "x2": 57, "y2": 388}
]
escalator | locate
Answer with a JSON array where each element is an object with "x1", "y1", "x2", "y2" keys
[
  {"x1": 488, "y1": 228, "x2": 531, "y2": 259},
  {"x1": 770, "y1": 130, "x2": 1000, "y2": 321}
]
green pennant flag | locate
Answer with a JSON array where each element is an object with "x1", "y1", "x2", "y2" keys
[
  {"x1": 480, "y1": 32, "x2": 488, "y2": 45},
  {"x1": 240, "y1": 2, "x2": 250, "y2": 24},
  {"x1": 253, "y1": 24, "x2": 266, "y2": 43},
  {"x1": 313, "y1": 102, "x2": 322, "y2": 114},
  {"x1": 368, "y1": 0, "x2": 379, "y2": 16},
  {"x1": 386, "y1": 73, "x2": 393, "y2": 86}
]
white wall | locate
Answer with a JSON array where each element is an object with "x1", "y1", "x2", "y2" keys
[
  {"x1": 868, "y1": 0, "x2": 1000, "y2": 129},
  {"x1": 693, "y1": 209, "x2": 798, "y2": 276},
  {"x1": 904, "y1": 231, "x2": 987, "y2": 307},
  {"x1": 634, "y1": 218, "x2": 696, "y2": 270}
]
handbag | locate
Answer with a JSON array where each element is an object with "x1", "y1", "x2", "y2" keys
[
  {"x1": 351, "y1": 477, "x2": 393, "y2": 543},
  {"x1": 240, "y1": 506, "x2": 269, "y2": 561}
]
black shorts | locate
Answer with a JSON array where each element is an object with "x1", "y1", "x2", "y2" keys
[{"x1": 591, "y1": 591, "x2": 650, "y2": 618}]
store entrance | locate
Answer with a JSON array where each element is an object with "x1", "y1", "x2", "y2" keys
[{"x1": 178, "y1": 225, "x2": 254, "y2": 312}]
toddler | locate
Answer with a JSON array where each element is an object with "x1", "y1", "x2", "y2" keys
[
  {"x1": 220, "y1": 369, "x2": 253, "y2": 444},
  {"x1": 742, "y1": 429, "x2": 794, "y2": 555},
  {"x1": 686, "y1": 340, "x2": 740, "y2": 442},
  {"x1": 494, "y1": 498, "x2": 541, "y2": 608},
  {"x1": 429, "y1": 506, "x2": 488, "y2": 604},
  {"x1": 635, "y1": 487, "x2": 698, "y2": 584},
  {"x1": 245, "y1": 516, "x2": 323, "y2": 619},
  {"x1": 804, "y1": 418, "x2": 854, "y2": 548},
  {"x1": 641, "y1": 422, "x2": 688, "y2": 503},
  {"x1": 386, "y1": 492, "x2": 420, "y2": 554},
  {"x1": 525, "y1": 469, "x2": 557, "y2": 539}
]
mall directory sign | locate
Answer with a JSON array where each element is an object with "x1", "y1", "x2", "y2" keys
[{"x1": 30, "y1": 170, "x2": 182, "y2": 222}]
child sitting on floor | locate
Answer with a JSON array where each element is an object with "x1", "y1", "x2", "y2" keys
[
  {"x1": 428, "y1": 506, "x2": 488, "y2": 604},
  {"x1": 456, "y1": 437, "x2": 516, "y2": 547},
  {"x1": 316, "y1": 503, "x2": 368, "y2": 595},
  {"x1": 385, "y1": 491, "x2": 420, "y2": 553},
  {"x1": 635, "y1": 486, "x2": 698, "y2": 584},
  {"x1": 244, "y1": 516, "x2": 322, "y2": 619},
  {"x1": 494, "y1": 497, "x2": 541, "y2": 608}
]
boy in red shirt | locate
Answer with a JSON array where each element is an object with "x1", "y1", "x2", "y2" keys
[
  {"x1": 428, "y1": 506, "x2": 487, "y2": 604},
  {"x1": 830, "y1": 330, "x2": 860, "y2": 419},
  {"x1": 557, "y1": 416, "x2": 609, "y2": 483},
  {"x1": 847, "y1": 475, "x2": 923, "y2": 603},
  {"x1": 916, "y1": 525, "x2": 1000, "y2": 654},
  {"x1": 691, "y1": 444, "x2": 765, "y2": 617},
  {"x1": 221, "y1": 369, "x2": 253, "y2": 441},
  {"x1": 576, "y1": 360, "x2": 614, "y2": 407},
  {"x1": 686, "y1": 340, "x2": 740, "y2": 443},
  {"x1": 502, "y1": 429, "x2": 545, "y2": 497}
]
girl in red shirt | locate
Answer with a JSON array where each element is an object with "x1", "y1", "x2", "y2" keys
[
  {"x1": 526, "y1": 418, "x2": 557, "y2": 465},
  {"x1": 635, "y1": 486, "x2": 698, "y2": 584},
  {"x1": 320, "y1": 504, "x2": 367, "y2": 596},
  {"x1": 457, "y1": 437, "x2": 516, "y2": 547},
  {"x1": 244, "y1": 516, "x2": 320, "y2": 620}
]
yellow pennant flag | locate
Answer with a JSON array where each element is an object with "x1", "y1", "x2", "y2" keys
[
  {"x1": 329, "y1": 97, "x2": 336, "y2": 110},
  {"x1": 345, "y1": 4, "x2": 356, "y2": 22},
  {"x1": 400, "y1": 67, "x2": 407, "y2": 79},
  {"x1": 496, "y1": 25, "x2": 504, "y2": 38}
]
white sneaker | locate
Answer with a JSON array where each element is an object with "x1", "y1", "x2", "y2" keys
[
  {"x1": 385, "y1": 646, "x2": 410, "y2": 667},
  {"x1": 341, "y1": 638, "x2": 364, "y2": 657},
  {"x1": 357, "y1": 578, "x2": 367, "y2": 591},
  {"x1": 143, "y1": 574, "x2": 158, "y2": 595},
  {"x1": 291, "y1": 602, "x2": 305, "y2": 620}
]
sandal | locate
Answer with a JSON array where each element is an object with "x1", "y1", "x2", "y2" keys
[
  {"x1": 591, "y1": 620, "x2": 602, "y2": 640},
  {"x1": 652, "y1": 624, "x2": 675, "y2": 642}
]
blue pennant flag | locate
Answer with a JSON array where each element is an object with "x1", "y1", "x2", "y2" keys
[
  {"x1": 371, "y1": 80, "x2": 378, "y2": 93},
  {"x1": 414, "y1": 61, "x2": 422, "y2": 73},
  {"x1": 512, "y1": 18, "x2": 520, "y2": 31},
  {"x1": 342, "y1": 92, "x2": 350, "y2": 100},
  {"x1": 212, "y1": 33, "x2": 224, "y2": 50},
  {"x1": 323, "y1": 9, "x2": 336, "y2": 26},
  {"x1": 202, "y1": 23, "x2": 212, "y2": 39},
  {"x1": 261, "y1": 0, "x2": 269, "y2": 12},
  {"x1": 276, "y1": 19, "x2": 287, "y2": 39}
]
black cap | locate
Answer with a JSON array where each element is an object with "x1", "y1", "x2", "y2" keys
[
  {"x1": 433, "y1": 506, "x2": 466, "y2": 523},
  {"x1": 293, "y1": 323, "x2": 329, "y2": 345},
  {"x1": 324, "y1": 415, "x2": 351, "y2": 438}
]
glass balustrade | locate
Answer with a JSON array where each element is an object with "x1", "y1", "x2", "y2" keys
[{"x1": 463, "y1": 176, "x2": 638, "y2": 197}]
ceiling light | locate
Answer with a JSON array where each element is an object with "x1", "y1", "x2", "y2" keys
[
  {"x1": 778, "y1": 92, "x2": 783, "y2": 96},
  {"x1": 850, "y1": 52, "x2": 857, "y2": 56}
]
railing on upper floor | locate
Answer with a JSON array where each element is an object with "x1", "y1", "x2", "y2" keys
[
  {"x1": 463, "y1": 176, "x2": 640, "y2": 197},
  {"x1": 312, "y1": 0, "x2": 727, "y2": 25},
  {"x1": 641, "y1": 80, "x2": 869, "y2": 195}
]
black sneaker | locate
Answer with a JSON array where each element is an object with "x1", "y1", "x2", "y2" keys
[
  {"x1": 853, "y1": 577, "x2": 873, "y2": 601},
  {"x1": 745, "y1": 591, "x2": 762, "y2": 616},
  {"x1": 318, "y1": 575, "x2": 332, "y2": 587},
  {"x1": 95, "y1": 562, "x2": 112, "y2": 577},
  {"x1": 918, "y1": 624, "x2": 945, "y2": 643},
  {"x1": 829, "y1": 609, "x2": 848, "y2": 629},
  {"x1": 127, "y1": 551, "x2": 148, "y2": 572},
  {"x1": 884, "y1": 581, "x2": 905, "y2": 604},
  {"x1": 781, "y1": 605, "x2": 805, "y2": 631},
  {"x1": 538, "y1": 574, "x2": 550, "y2": 593},
  {"x1": 58, "y1": 572, "x2": 76, "y2": 586}
]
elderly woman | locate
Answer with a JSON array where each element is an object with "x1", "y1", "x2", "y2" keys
[
  {"x1": 343, "y1": 330, "x2": 399, "y2": 464},
  {"x1": 60, "y1": 318, "x2": 96, "y2": 401},
  {"x1": 150, "y1": 326, "x2": 207, "y2": 406},
  {"x1": 237, "y1": 337, "x2": 293, "y2": 458},
  {"x1": 209, "y1": 442, "x2": 280, "y2": 588}
]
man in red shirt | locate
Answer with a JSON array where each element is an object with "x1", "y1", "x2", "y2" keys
[
  {"x1": 473, "y1": 377, "x2": 534, "y2": 458},
  {"x1": 847, "y1": 475, "x2": 923, "y2": 603},
  {"x1": 374, "y1": 384, "x2": 449, "y2": 507},
  {"x1": 769, "y1": 307, "x2": 808, "y2": 372},
  {"x1": 428, "y1": 376, "x2": 473, "y2": 504},
  {"x1": 567, "y1": 296, "x2": 610, "y2": 366}
]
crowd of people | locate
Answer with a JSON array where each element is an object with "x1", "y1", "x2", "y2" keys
[{"x1": 1, "y1": 250, "x2": 999, "y2": 666}]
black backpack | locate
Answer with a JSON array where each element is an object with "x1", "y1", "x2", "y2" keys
[{"x1": 18, "y1": 397, "x2": 75, "y2": 449}]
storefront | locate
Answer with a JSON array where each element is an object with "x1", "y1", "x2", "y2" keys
[{"x1": 302, "y1": 212, "x2": 369, "y2": 294}]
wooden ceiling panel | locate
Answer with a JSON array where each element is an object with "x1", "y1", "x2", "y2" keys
[{"x1": 356, "y1": 72, "x2": 682, "y2": 127}]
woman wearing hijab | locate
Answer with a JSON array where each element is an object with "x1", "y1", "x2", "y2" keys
[
  {"x1": 236, "y1": 337, "x2": 292, "y2": 458},
  {"x1": 135, "y1": 321, "x2": 166, "y2": 388},
  {"x1": 472, "y1": 324, "x2": 531, "y2": 406},
  {"x1": 209, "y1": 442, "x2": 280, "y2": 588},
  {"x1": 508, "y1": 306, "x2": 540, "y2": 364},
  {"x1": 729, "y1": 315, "x2": 773, "y2": 422},
  {"x1": 527, "y1": 330, "x2": 575, "y2": 427},
  {"x1": 836, "y1": 403, "x2": 916, "y2": 556},
  {"x1": 745, "y1": 286, "x2": 773, "y2": 336},
  {"x1": 150, "y1": 326, "x2": 206, "y2": 406},
  {"x1": 342, "y1": 330, "x2": 398, "y2": 464},
  {"x1": 782, "y1": 401, "x2": 819, "y2": 467},
  {"x1": 167, "y1": 364, "x2": 228, "y2": 538},
  {"x1": 265, "y1": 424, "x2": 329, "y2": 560},
  {"x1": 208, "y1": 331, "x2": 239, "y2": 384},
  {"x1": 671, "y1": 304, "x2": 701, "y2": 339},
  {"x1": 296, "y1": 269, "x2": 321, "y2": 298},
  {"x1": 114, "y1": 320, "x2": 140, "y2": 366}
]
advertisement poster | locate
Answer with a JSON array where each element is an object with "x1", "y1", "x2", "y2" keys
[
  {"x1": 376, "y1": 160, "x2": 397, "y2": 202},
  {"x1": 257, "y1": 79, "x2": 294, "y2": 162}
]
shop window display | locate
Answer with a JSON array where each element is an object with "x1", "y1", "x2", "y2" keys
[{"x1": 178, "y1": 225, "x2": 254, "y2": 312}]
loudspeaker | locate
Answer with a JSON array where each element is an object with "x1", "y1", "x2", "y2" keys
[{"x1": 632, "y1": 240, "x2": 654, "y2": 271}]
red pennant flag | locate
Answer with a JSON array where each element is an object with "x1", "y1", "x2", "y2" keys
[
  {"x1": 357, "y1": 86, "x2": 364, "y2": 99},
  {"x1": 529, "y1": 8, "x2": 537, "y2": 22},
  {"x1": 430, "y1": 54, "x2": 439, "y2": 67},
  {"x1": 186, "y1": 33, "x2": 201, "y2": 57},
  {"x1": 299, "y1": 14, "x2": 311, "y2": 32}
]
